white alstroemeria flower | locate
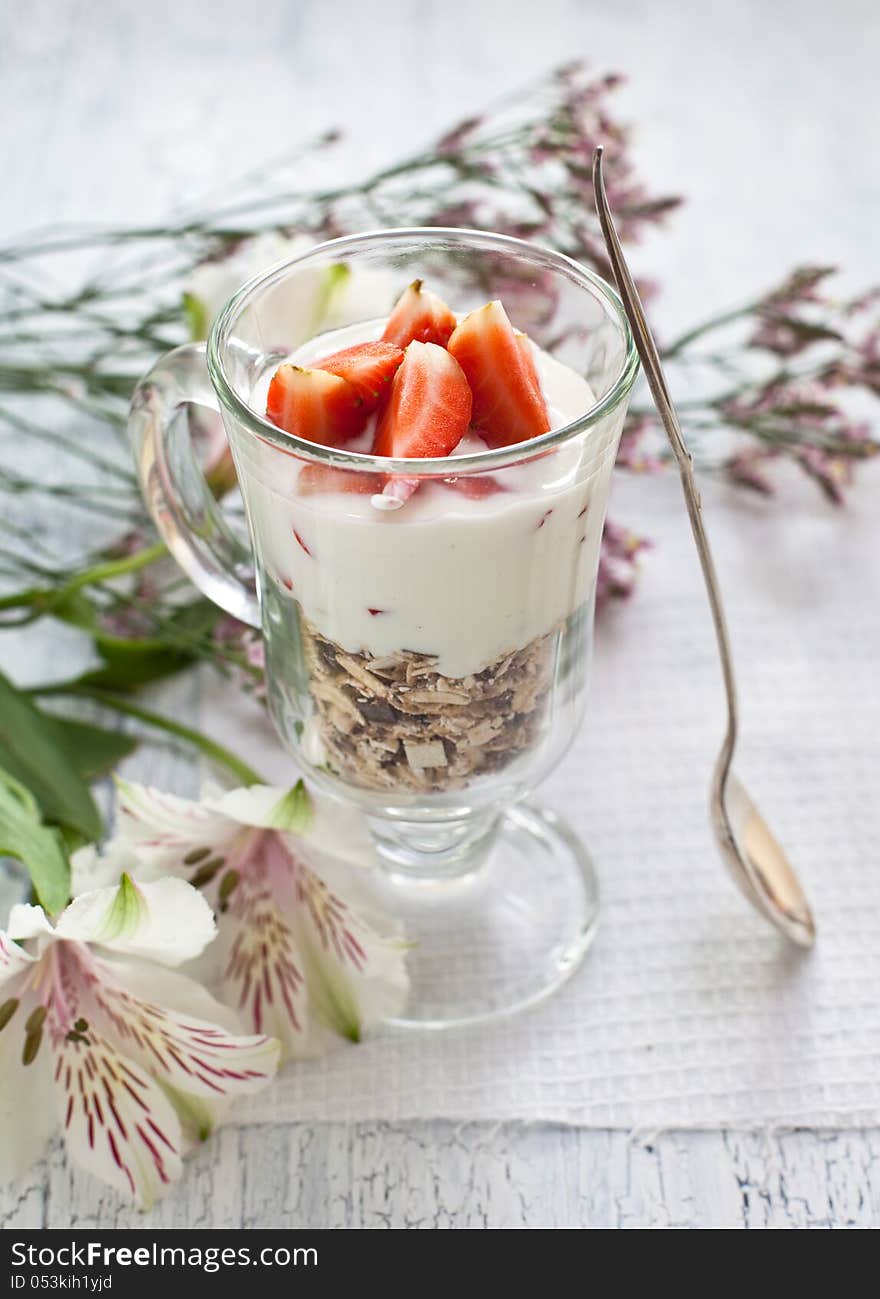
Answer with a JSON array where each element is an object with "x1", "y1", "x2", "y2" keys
[
  {"x1": 183, "y1": 232, "x2": 396, "y2": 347},
  {"x1": 183, "y1": 233, "x2": 396, "y2": 498},
  {"x1": 0, "y1": 876, "x2": 280, "y2": 1209},
  {"x1": 93, "y1": 781, "x2": 409, "y2": 1059}
]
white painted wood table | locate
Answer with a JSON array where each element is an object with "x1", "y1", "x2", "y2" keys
[{"x1": 1, "y1": 0, "x2": 878, "y2": 1229}]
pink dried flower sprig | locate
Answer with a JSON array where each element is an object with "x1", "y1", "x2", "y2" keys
[
  {"x1": 597, "y1": 520, "x2": 651, "y2": 608},
  {"x1": 213, "y1": 615, "x2": 267, "y2": 703},
  {"x1": 718, "y1": 369, "x2": 879, "y2": 504},
  {"x1": 342, "y1": 62, "x2": 682, "y2": 302},
  {"x1": 617, "y1": 412, "x2": 665, "y2": 475},
  {"x1": 748, "y1": 266, "x2": 845, "y2": 358},
  {"x1": 625, "y1": 262, "x2": 880, "y2": 502}
]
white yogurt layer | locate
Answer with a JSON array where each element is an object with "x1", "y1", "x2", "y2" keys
[{"x1": 239, "y1": 321, "x2": 623, "y2": 680}]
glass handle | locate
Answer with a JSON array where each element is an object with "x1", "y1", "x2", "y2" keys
[{"x1": 129, "y1": 342, "x2": 260, "y2": 629}]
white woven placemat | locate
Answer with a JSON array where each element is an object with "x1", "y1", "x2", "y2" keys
[{"x1": 205, "y1": 463, "x2": 880, "y2": 1126}]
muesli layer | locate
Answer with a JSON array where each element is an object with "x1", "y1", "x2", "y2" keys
[{"x1": 301, "y1": 617, "x2": 556, "y2": 793}]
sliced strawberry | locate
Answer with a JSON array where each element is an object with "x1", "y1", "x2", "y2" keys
[
  {"x1": 266, "y1": 364, "x2": 366, "y2": 446},
  {"x1": 373, "y1": 341, "x2": 472, "y2": 459},
  {"x1": 440, "y1": 474, "x2": 506, "y2": 498},
  {"x1": 297, "y1": 463, "x2": 385, "y2": 495},
  {"x1": 515, "y1": 331, "x2": 539, "y2": 375},
  {"x1": 313, "y1": 341, "x2": 404, "y2": 412},
  {"x1": 382, "y1": 280, "x2": 458, "y2": 349},
  {"x1": 447, "y1": 300, "x2": 551, "y2": 447}
]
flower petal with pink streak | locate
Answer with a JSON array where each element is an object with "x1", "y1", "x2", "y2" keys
[
  {"x1": 53, "y1": 1028, "x2": 184, "y2": 1210},
  {"x1": 219, "y1": 876, "x2": 310, "y2": 1058},
  {"x1": 294, "y1": 863, "x2": 408, "y2": 1046},
  {"x1": 113, "y1": 780, "x2": 235, "y2": 869},
  {"x1": 0, "y1": 999, "x2": 56, "y2": 1185},
  {"x1": 84, "y1": 953, "x2": 280, "y2": 1101}
]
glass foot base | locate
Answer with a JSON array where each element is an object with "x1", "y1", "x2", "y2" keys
[{"x1": 369, "y1": 802, "x2": 599, "y2": 1030}]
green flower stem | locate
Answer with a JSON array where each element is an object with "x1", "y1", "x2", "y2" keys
[
  {"x1": 663, "y1": 301, "x2": 767, "y2": 357},
  {"x1": 30, "y1": 684, "x2": 265, "y2": 787},
  {"x1": 0, "y1": 541, "x2": 166, "y2": 614}
]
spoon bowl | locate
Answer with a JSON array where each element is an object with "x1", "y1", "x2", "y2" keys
[{"x1": 713, "y1": 772, "x2": 815, "y2": 947}]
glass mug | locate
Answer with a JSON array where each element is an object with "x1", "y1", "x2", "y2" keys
[{"x1": 130, "y1": 229, "x2": 637, "y2": 1027}]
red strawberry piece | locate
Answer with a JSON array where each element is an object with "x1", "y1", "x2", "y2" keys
[
  {"x1": 373, "y1": 341, "x2": 472, "y2": 459},
  {"x1": 266, "y1": 364, "x2": 367, "y2": 446},
  {"x1": 297, "y1": 463, "x2": 385, "y2": 495},
  {"x1": 313, "y1": 341, "x2": 404, "y2": 412},
  {"x1": 514, "y1": 330, "x2": 539, "y2": 375},
  {"x1": 382, "y1": 279, "x2": 458, "y2": 349},
  {"x1": 447, "y1": 300, "x2": 551, "y2": 447},
  {"x1": 440, "y1": 475, "x2": 506, "y2": 499}
]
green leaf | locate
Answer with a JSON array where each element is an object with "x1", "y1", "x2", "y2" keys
[
  {"x1": 0, "y1": 766, "x2": 71, "y2": 915},
  {"x1": 182, "y1": 291, "x2": 208, "y2": 341},
  {"x1": 267, "y1": 779, "x2": 314, "y2": 834},
  {"x1": 46, "y1": 717, "x2": 137, "y2": 780},
  {"x1": 47, "y1": 589, "x2": 98, "y2": 632},
  {"x1": 0, "y1": 672, "x2": 102, "y2": 841},
  {"x1": 75, "y1": 599, "x2": 219, "y2": 692},
  {"x1": 76, "y1": 645, "x2": 194, "y2": 691}
]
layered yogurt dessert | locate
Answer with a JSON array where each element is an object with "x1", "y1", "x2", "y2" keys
[{"x1": 245, "y1": 280, "x2": 619, "y2": 795}]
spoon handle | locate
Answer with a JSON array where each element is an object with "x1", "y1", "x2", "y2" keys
[{"x1": 592, "y1": 147, "x2": 738, "y2": 783}]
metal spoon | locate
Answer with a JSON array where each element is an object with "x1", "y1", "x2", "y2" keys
[{"x1": 592, "y1": 146, "x2": 816, "y2": 948}]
